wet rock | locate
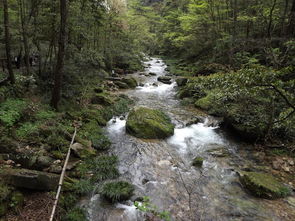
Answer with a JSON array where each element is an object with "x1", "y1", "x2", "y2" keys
[
  {"x1": 157, "y1": 76, "x2": 172, "y2": 84},
  {"x1": 139, "y1": 83, "x2": 144, "y2": 87},
  {"x1": 207, "y1": 148, "x2": 229, "y2": 158},
  {"x1": 49, "y1": 164, "x2": 62, "y2": 174},
  {"x1": 156, "y1": 60, "x2": 160, "y2": 63},
  {"x1": 0, "y1": 168, "x2": 59, "y2": 191},
  {"x1": 126, "y1": 106, "x2": 175, "y2": 139},
  {"x1": 152, "y1": 83, "x2": 158, "y2": 87},
  {"x1": 239, "y1": 171, "x2": 291, "y2": 199},
  {"x1": 192, "y1": 157, "x2": 203, "y2": 167},
  {"x1": 71, "y1": 143, "x2": 96, "y2": 159},
  {"x1": 149, "y1": 72, "x2": 157, "y2": 76},
  {"x1": 176, "y1": 78, "x2": 188, "y2": 87},
  {"x1": 142, "y1": 178, "x2": 150, "y2": 185},
  {"x1": 185, "y1": 117, "x2": 202, "y2": 126}
]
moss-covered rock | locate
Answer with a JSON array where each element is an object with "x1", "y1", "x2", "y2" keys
[
  {"x1": 71, "y1": 143, "x2": 96, "y2": 159},
  {"x1": 157, "y1": 76, "x2": 172, "y2": 84},
  {"x1": 122, "y1": 77, "x2": 138, "y2": 88},
  {"x1": 126, "y1": 107, "x2": 174, "y2": 139},
  {"x1": 114, "y1": 81, "x2": 130, "y2": 89},
  {"x1": 192, "y1": 157, "x2": 204, "y2": 167},
  {"x1": 1, "y1": 168, "x2": 60, "y2": 191},
  {"x1": 176, "y1": 78, "x2": 188, "y2": 87},
  {"x1": 101, "y1": 181, "x2": 134, "y2": 202},
  {"x1": 239, "y1": 172, "x2": 291, "y2": 199},
  {"x1": 91, "y1": 93, "x2": 114, "y2": 106}
]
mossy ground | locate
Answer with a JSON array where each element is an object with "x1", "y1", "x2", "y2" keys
[
  {"x1": 126, "y1": 107, "x2": 175, "y2": 139},
  {"x1": 240, "y1": 172, "x2": 291, "y2": 199}
]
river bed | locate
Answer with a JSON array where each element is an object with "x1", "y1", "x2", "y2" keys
[{"x1": 85, "y1": 58, "x2": 295, "y2": 221}]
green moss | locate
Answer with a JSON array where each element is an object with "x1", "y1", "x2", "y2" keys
[
  {"x1": 194, "y1": 93, "x2": 214, "y2": 111},
  {"x1": 101, "y1": 181, "x2": 134, "y2": 202},
  {"x1": 126, "y1": 107, "x2": 175, "y2": 139},
  {"x1": 122, "y1": 77, "x2": 138, "y2": 88},
  {"x1": 0, "y1": 183, "x2": 11, "y2": 202},
  {"x1": 15, "y1": 122, "x2": 40, "y2": 139},
  {"x1": 192, "y1": 157, "x2": 204, "y2": 167},
  {"x1": 9, "y1": 191, "x2": 24, "y2": 211},
  {"x1": 91, "y1": 93, "x2": 114, "y2": 106},
  {"x1": 91, "y1": 134, "x2": 111, "y2": 151},
  {"x1": 240, "y1": 172, "x2": 291, "y2": 199}
]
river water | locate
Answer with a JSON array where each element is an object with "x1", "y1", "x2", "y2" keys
[{"x1": 85, "y1": 58, "x2": 295, "y2": 221}]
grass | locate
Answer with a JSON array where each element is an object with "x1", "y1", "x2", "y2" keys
[{"x1": 101, "y1": 181, "x2": 134, "y2": 202}]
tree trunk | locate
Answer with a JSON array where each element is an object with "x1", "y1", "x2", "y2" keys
[
  {"x1": 19, "y1": 0, "x2": 30, "y2": 75},
  {"x1": 51, "y1": 0, "x2": 67, "y2": 110},
  {"x1": 267, "y1": 0, "x2": 277, "y2": 38},
  {"x1": 287, "y1": 0, "x2": 295, "y2": 36},
  {"x1": 3, "y1": 0, "x2": 15, "y2": 84}
]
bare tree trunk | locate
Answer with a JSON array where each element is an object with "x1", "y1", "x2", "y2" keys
[
  {"x1": 51, "y1": 0, "x2": 67, "y2": 110},
  {"x1": 3, "y1": 0, "x2": 15, "y2": 84},
  {"x1": 287, "y1": 0, "x2": 295, "y2": 36},
  {"x1": 19, "y1": 0, "x2": 30, "y2": 75},
  {"x1": 280, "y1": 0, "x2": 289, "y2": 36},
  {"x1": 267, "y1": 0, "x2": 277, "y2": 38}
]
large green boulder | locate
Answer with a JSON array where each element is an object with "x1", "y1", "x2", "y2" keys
[
  {"x1": 239, "y1": 172, "x2": 291, "y2": 199},
  {"x1": 126, "y1": 107, "x2": 174, "y2": 139},
  {"x1": 122, "y1": 77, "x2": 138, "y2": 88}
]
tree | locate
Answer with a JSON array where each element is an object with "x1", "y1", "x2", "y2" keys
[
  {"x1": 51, "y1": 0, "x2": 68, "y2": 110},
  {"x1": 3, "y1": 0, "x2": 15, "y2": 84}
]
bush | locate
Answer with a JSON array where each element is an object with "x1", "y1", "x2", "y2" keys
[
  {"x1": 101, "y1": 181, "x2": 134, "y2": 202},
  {"x1": 0, "y1": 99, "x2": 27, "y2": 126},
  {"x1": 63, "y1": 207, "x2": 87, "y2": 221}
]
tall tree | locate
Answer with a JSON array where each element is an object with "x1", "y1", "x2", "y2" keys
[
  {"x1": 51, "y1": 0, "x2": 67, "y2": 110},
  {"x1": 288, "y1": 0, "x2": 295, "y2": 36},
  {"x1": 3, "y1": 0, "x2": 15, "y2": 84}
]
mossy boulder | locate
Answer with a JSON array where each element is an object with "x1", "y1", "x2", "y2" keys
[
  {"x1": 71, "y1": 143, "x2": 96, "y2": 159},
  {"x1": 1, "y1": 168, "x2": 60, "y2": 191},
  {"x1": 114, "y1": 81, "x2": 129, "y2": 89},
  {"x1": 239, "y1": 172, "x2": 291, "y2": 199},
  {"x1": 126, "y1": 107, "x2": 175, "y2": 139},
  {"x1": 101, "y1": 181, "x2": 134, "y2": 202},
  {"x1": 122, "y1": 77, "x2": 138, "y2": 88},
  {"x1": 157, "y1": 76, "x2": 172, "y2": 84},
  {"x1": 91, "y1": 93, "x2": 114, "y2": 106},
  {"x1": 192, "y1": 157, "x2": 204, "y2": 167}
]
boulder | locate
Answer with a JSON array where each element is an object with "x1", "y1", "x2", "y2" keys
[
  {"x1": 71, "y1": 143, "x2": 96, "y2": 159},
  {"x1": 36, "y1": 155, "x2": 54, "y2": 169},
  {"x1": 91, "y1": 93, "x2": 114, "y2": 106},
  {"x1": 239, "y1": 171, "x2": 291, "y2": 199},
  {"x1": 157, "y1": 76, "x2": 172, "y2": 84},
  {"x1": 114, "y1": 81, "x2": 129, "y2": 89},
  {"x1": 0, "y1": 168, "x2": 60, "y2": 191},
  {"x1": 122, "y1": 77, "x2": 138, "y2": 88},
  {"x1": 176, "y1": 78, "x2": 188, "y2": 87},
  {"x1": 149, "y1": 72, "x2": 157, "y2": 76},
  {"x1": 126, "y1": 107, "x2": 175, "y2": 139}
]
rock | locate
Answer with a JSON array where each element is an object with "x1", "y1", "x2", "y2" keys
[
  {"x1": 176, "y1": 78, "x2": 188, "y2": 87},
  {"x1": 157, "y1": 76, "x2": 172, "y2": 84},
  {"x1": 149, "y1": 72, "x2": 157, "y2": 76},
  {"x1": 114, "y1": 81, "x2": 129, "y2": 89},
  {"x1": 126, "y1": 107, "x2": 175, "y2": 139},
  {"x1": 91, "y1": 93, "x2": 114, "y2": 106},
  {"x1": 49, "y1": 165, "x2": 62, "y2": 174},
  {"x1": 36, "y1": 155, "x2": 54, "y2": 169},
  {"x1": 192, "y1": 157, "x2": 204, "y2": 167},
  {"x1": 66, "y1": 159, "x2": 80, "y2": 171},
  {"x1": 0, "y1": 168, "x2": 60, "y2": 191},
  {"x1": 152, "y1": 83, "x2": 158, "y2": 87},
  {"x1": 105, "y1": 77, "x2": 122, "y2": 81},
  {"x1": 139, "y1": 83, "x2": 144, "y2": 87},
  {"x1": 207, "y1": 148, "x2": 229, "y2": 158},
  {"x1": 239, "y1": 171, "x2": 291, "y2": 199},
  {"x1": 185, "y1": 117, "x2": 202, "y2": 126},
  {"x1": 71, "y1": 143, "x2": 96, "y2": 159},
  {"x1": 122, "y1": 77, "x2": 138, "y2": 88}
]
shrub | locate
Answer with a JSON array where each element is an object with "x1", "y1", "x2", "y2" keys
[
  {"x1": 0, "y1": 99, "x2": 27, "y2": 126},
  {"x1": 101, "y1": 181, "x2": 134, "y2": 202}
]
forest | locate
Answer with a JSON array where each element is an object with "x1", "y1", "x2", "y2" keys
[{"x1": 0, "y1": 0, "x2": 294, "y2": 220}]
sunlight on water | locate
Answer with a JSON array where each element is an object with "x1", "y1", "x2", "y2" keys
[
  {"x1": 137, "y1": 82, "x2": 176, "y2": 94},
  {"x1": 107, "y1": 117, "x2": 126, "y2": 134}
]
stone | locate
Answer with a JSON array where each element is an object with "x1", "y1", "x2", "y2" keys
[
  {"x1": 121, "y1": 77, "x2": 138, "y2": 88},
  {"x1": 36, "y1": 155, "x2": 54, "y2": 169},
  {"x1": 239, "y1": 171, "x2": 291, "y2": 199},
  {"x1": 192, "y1": 157, "x2": 204, "y2": 167},
  {"x1": 0, "y1": 168, "x2": 60, "y2": 191},
  {"x1": 152, "y1": 83, "x2": 158, "y2": 87},
  {"x1": 49, "y1": 165, "x2": 62, "y2": 174},
  {"x1": 149, "y1": 72, "x2": 157, "y2": 76},
  {"x1": 114, "y1": 81, "x2": 129, "y2": 89},
  {"x1": 176, "y1": 78, "x2": 188, "y2": 87},
  {"x1": 71, "y1": 143, "x2": 96, "y2": 159},
  {"x1": 91, "y1": 93, "x2": 114, "y2": 106},
  {"x1": 157, "y1": 76, "x2": 172, "y2": 84},
  {"x1": 126, "y1": 106, "x2": 175, "y2": 139}
]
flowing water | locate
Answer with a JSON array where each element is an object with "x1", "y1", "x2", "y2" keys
[{"x1": 85, "y1": 58, "x2": 295, "y2": 221}]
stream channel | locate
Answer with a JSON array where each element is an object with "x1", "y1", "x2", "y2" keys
[{"x1": 84, "y1": 58, "x2": 295, "y2": 221}]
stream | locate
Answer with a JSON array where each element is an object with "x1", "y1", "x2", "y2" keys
[{"x1": 84, "y1": 58, "x2": 295, "y2": 221}]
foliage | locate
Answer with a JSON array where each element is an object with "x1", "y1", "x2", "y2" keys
[
  {"x1": 63, "y1": 207, "x2": 87, "y2": 221},
  {"x1": 101, "y1": 181, "x2": 134, "y2": 202},
  {"x1": 134, "y1": 196, "x2": 171, "y2": 221},
  {"x1": 0, "y1": 99, "x2": 27, "y2": 127}
]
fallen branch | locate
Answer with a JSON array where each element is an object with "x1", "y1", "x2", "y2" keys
[{"x1": 49, "y1": 126, "x2": 77, "y2": 221}]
